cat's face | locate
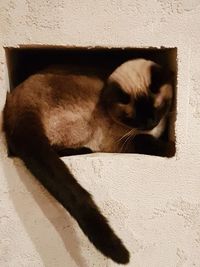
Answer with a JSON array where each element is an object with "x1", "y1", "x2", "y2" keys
[{"x1": 103, "y1": 59, "x2": 173, "y2": 131}]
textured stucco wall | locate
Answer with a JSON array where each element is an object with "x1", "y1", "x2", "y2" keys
[{"x1": 1, "y1": 1, "x2": 200, "y2": 266}]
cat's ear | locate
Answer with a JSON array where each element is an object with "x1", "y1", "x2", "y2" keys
[{"x1": 150, "y1": 64, "x2": 174, "y2": 94}]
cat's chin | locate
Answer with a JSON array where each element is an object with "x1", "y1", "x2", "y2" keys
[
  {"x1": 110, "y1": 114, "x2": 165, "y2": 139},
  {"x1": 141, "y1": 118, "x2": 166, "y2": 139}
]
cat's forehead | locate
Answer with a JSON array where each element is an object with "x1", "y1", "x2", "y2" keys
[{"x1": 109, "y1": 59, "x2": 157, "y2": 96}]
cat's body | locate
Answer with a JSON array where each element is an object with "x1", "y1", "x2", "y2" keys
[{"x1": 3, "y1": 59, "x2": 174, "y2": 264}]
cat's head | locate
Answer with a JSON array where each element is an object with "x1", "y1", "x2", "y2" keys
[{"x1": 102, "y1": 59, "x2": 173, "y2": 131}]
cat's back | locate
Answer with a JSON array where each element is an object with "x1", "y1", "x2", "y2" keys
[
  {"x1": 4, "y1": 71, "x2": 105, "y2": 148},
  {"x1": 9, "y1": 72, "x2": 103, "y2": 108}
]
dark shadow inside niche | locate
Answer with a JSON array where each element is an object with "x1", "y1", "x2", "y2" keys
[{"x1": 4, "y1": 46, "x2": 177, "y2": 157}]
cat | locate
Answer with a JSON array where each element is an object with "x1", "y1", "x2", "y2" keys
[{"x1": 3, "y1": 58, "x2": 174, "y2": 264}]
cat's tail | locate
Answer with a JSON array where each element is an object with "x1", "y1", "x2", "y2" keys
[{"x1": 3, "y1": 111, "x2": 129, "y2": 264}]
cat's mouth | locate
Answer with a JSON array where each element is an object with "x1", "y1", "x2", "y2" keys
[
  {"x1": 118, "y1": 116, "x2": 161, "y2": 132},
  {"x1": 137, "y1": 120, "x2": 160, "y2": 131}
]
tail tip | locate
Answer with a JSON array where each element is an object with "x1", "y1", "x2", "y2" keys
[{"x1": 110, "y1": 244, "x2": 130, "y2": 264}]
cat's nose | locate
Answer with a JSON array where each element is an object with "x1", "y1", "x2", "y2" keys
[
  {"x1": 138, "y1": 118, "x2": 158, "y2": 131},
  {"x1": 137, "y1": 121, "x2": 156, "y2": 131}
]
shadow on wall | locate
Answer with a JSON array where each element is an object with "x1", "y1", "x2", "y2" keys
[{"x1": 1, "y1": 133, "x2": 91, "y2": 267}]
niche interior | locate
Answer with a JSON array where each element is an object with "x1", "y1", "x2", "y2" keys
[{"x1": 5, "y1": 46, "x2": 177, "y2": 156}]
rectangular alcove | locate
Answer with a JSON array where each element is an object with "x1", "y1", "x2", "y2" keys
[{"x1": 4, "y1": 46, "x2": 177, "y2": 157}]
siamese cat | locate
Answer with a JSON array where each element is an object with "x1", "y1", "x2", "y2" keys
[{"x1": 3, "y1": 58, "x2": 174, "y2": 264}]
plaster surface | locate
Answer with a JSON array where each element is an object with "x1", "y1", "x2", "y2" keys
[{"x1": 0, "y1": 1, "x2": 200, "y2": 266}]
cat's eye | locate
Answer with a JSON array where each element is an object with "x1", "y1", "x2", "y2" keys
[{"x1": 114, "y1": 84, "x2": 131, "y2": 104}]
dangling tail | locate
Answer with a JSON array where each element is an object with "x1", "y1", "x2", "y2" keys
[{"x1": 3, "y1": 111, "x2": 129, "y2": 264}]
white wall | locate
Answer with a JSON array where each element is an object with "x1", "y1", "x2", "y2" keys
[{"x1": 0, "y1": 1, "x2": 200, "y2": 266}]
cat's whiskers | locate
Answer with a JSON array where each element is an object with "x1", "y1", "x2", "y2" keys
[
  {"x1": 119, "y1": 129, "x2": 137, "y2": 152},
  {"x1": 116, "y1": 128, "x2": 136, "y2": 144},
  {"x1": 124, "y1": 132, "x2": 137, "y2": 151}
]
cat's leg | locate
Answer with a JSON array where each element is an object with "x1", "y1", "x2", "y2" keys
[
  {"x1": 124, "y1": 134, "x2": 175, "y2": 157},
  {"x1": 53, "y1": 146, "x2": 93, "y2": 157}
]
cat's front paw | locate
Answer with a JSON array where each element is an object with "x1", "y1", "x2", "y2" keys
[
  {"x1": 76, "y1": 147, "x2": 93, "y2": 154},
  {"x1": 133, "y1": 134, "x2": 175, "y2": 157}
]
